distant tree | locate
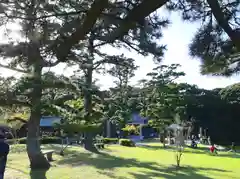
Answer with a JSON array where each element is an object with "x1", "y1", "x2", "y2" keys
[
  {"x1": 219, "y1": 83, "x2": 240, "y2": 104},
  {"x1": 139, "y1": 63, "x2": 185, "y2": 146},
  {"x1": 105, "y1": 57, "x2": 138, "y2": 126}
]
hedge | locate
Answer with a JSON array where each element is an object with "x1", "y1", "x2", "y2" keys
[
  {"x1": 103, "y1": 138, "x2": 118, "y2": 144},
  {"x1": 7, "y1": 137, "x2": 120, "y2": 145},
  {"x1": 6, "y1": 137, "x2": 62, "y2": 145},
  {"x1": 119, "y1": 139, "x2": 135, "y2": 147}
]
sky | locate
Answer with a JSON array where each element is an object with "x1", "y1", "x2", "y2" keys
[
  {"x1": 92, "y1": 11, "x2": 239, "y2": 90},
  {"x1": 0, "y1": 11, "x2": 239, "y2": 90}
]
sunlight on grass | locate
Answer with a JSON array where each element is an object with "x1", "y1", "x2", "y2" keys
[{"x1": 5, "y1": 143, "x2": 240, "y2": 179}]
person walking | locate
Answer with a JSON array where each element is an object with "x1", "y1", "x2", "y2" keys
[
  {"x1": 229, "y1": 142, "x2": 236, "y2": 153},
  {"x1": 0, "y1": 132, "x2": 9, "y2": 179}
]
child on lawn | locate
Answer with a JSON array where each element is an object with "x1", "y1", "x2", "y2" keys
[{"x1": 210, "y1": 144, "x2": 218, "y2": 154}]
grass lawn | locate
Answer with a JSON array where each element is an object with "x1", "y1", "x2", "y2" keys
[{"x1": 5, "y1": 143, "x2": 240, "y2": 179}]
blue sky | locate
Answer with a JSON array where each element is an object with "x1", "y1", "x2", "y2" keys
[
  {"x1": 94, "y1": 12, "x2": 239, "y2": 90},
  {"x1": 0, "y1": 12, "x2": 238, "y2": 90}
]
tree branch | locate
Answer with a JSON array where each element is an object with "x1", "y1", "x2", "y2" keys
[
  {"x1": 54, "y1": 94, "x2": 75, "y2": 105},
  {"x1": 0, "y1": 98, "x2": 30, "y2": 107},
  {"x1": 100, "y1": 0, "x2": 168, "y2": 43},
  {"x1": 7, "y1": 117, "x2": 28, "y2": 124},
  {"x1": 52, "y1": 0, "x2": 109, "y2": 63},
  {"x1": 93, "y1": 55, "x2": 128, "y2": 69},
  {"x1": 1, "y1": 9, "x2": 87, "y2": 20},
  {"x1": 42, "y1": 60, "x2": 61, "y2": 67},
  {"x1": 206, "y1": 0, "x2": 240, "y2": 50},
  {"x1": 41, "y1": 81, "x2": 77, "y2": 91},
  {"x1": 0, "y1": 63, "x2": 30, "y2": 74}
]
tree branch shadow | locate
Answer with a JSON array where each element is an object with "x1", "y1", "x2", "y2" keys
[
  {"x1": 55, "y1": 147, "x2": 230, "y2": 179},
  {"x1": 99, "y1": 165, "x2": 230, "y2": 179},
  {"x1": 7, "y1": 144, "x2": 234, "y2": 179},
  {"x1": 97, "y1": 164, "x2": 230, "y2": 179}
]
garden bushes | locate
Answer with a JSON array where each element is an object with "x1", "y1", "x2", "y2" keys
[
  {"x1": 103, "y1": 138, "x2": 119, "y2": 144},
  {"x1": 7, "y1": 136, "x2": 62, "y2": 145},
  {"x1": 119, "y1": 139, "x2": 135, "y2": 147},
  {"x1": 7, "y1": 136, "x2": 135, "y2": 147},
  {"x1": 40, "y1": 137, "x2": 62, "y2": 144}
]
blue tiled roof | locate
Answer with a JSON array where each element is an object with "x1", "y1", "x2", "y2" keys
[{"x1": 40, "y1": 116, "x2": 61, "y2": 127}]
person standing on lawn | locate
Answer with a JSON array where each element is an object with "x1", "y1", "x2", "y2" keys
[
  {"x1": 229, "y1": 142, "x2": 236, "y2": 152},
  {"x1": 210, "y1": 144, "x2": 218, "y2": 154},
  {"x1": 0, "y1": 132, "x2": 9, "y2": 179}
]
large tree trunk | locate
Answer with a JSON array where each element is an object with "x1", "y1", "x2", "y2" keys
[
  {"x1": 23, "y1": 0, "x2": 50, "y2": 169},
  {"x1": 83, "y1": 132, "x2": 99, "y2": 153},
  {"x1": 83, "y1": 38, "x2": 98, "y2": 152},
  {"x1": 27, "y1": 95, "x2": 50, "y2": 169},
  {"x1": 27, "y1": 53, "x2": 49, "y2": 169},
  {"x1": 27, "y1": 114, "x2": 50, "y2": 169}
]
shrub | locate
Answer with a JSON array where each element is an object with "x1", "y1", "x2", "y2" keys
[
  {"x1": 119, "y1": 139, "x2": 135, "y2": 147},
  {"x1": 18, "y1": 137, "x2": 27, "y2": 144},
  {"x1": 40, "y1": 137, "x2": 62, "y2": 144},
  {"x1": 122, "y1": 125, "x2": 139, "y2": 136},
  {"x1": 103, "y1": 138, "x2": 118, "y2": 144},
  {"x1": 5, "y1": 138, "x2": 26, "y2": 144},
  {"x1": 7, "y1": 137, "x2": 62, "y2": 145},
  {"x1": 6, "y1": 139, "x2": 18, "y2": 145}
]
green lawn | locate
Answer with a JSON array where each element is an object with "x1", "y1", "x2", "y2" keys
[{"x1": 5, "y1": 143, "x2": 240, "y2": 179}]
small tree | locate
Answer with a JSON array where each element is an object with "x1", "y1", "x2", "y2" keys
[
  {"x1": 174, "y1": 128, "x2": 185, "y2": 168},
  {"x1": 169, "y1": 114, "x2": 194, "y2": 168},
  {"x1": 139, "y1": 63, "x2": 185, "y2": 147}
]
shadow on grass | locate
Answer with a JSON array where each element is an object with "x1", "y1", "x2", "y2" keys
[
  {"x1": 14, "y1": 144, "x2": 233, "y2": 179},
  {"x1": 127, "y1": 165, "x2": 227, "y2": 179},
  {"x1": 98, "y1": 163, "x2": 230, "y2": 179},
  {"x1": 54, "y1": 146, "x2": 230, "y2": 179}
]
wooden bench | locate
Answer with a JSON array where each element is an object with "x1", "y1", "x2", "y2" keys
[
  {"x1": 42, "y1": 150, "x2": 55, "y2": 161},
  {"x1": 94, "y1": 136, "x2": 105, "y2": 149},
  {"x1": 94, "y1": 143, "x2": 104, "y2": 149}
]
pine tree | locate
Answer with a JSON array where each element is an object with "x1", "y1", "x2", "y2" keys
[{"x1": 0, "y1": 0, "x2": 169, "y2": 169}]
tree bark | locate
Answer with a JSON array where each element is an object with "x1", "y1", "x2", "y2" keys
[
  {"x1": 83, "y1": 38, "x2": 98, "y2": 153},
  {"x1": 161, "y1": 129, "x2": 166, "y2": 148},
  {"x1": 101, "y1": 0, "x2": 168, "y2": 42},
  {"x1": 27, "y1": 114, "x2": 50, "y2": 169},
  {"x1": 27, "y1": 54, "x2": 50, "y2": 169},
  {"x1": 83, "y1": 132, "x2": 99, "y2": 153}
]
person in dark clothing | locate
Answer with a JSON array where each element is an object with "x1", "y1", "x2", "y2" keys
[
  {"x1": 0, "y1": 133, "x2": 9, "y2": 179},
  {"x1": 191, "y1": 139, "x2": 197, "y2": 148},
  {"x1": 229, "y1": 142, "x2": 236, "y2": 152}
]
